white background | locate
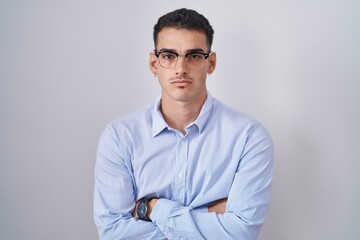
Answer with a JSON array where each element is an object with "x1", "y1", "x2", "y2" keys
[{"x1": 0, "y1": 1, "x2": 359, "y2": 239}]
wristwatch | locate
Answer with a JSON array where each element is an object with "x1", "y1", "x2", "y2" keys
[{"x1": 137, "y1": 198, "x2": 153, "y2": 221}]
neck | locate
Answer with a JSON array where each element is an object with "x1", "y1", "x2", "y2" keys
[{"x1": 161, "y1": 93, "x2": 207, "y2": 135}]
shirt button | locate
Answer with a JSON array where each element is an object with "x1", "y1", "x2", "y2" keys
[
  {"x1": 180, "y1": 140, "x2": 184, "y2": 145},
  {"x1": 178, "y1": 172, "x2": 182, "y2": 178}
]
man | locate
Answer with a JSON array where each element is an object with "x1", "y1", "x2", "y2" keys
[{"x1": 94, "y1": 8, "x2": 274, "y2": 240}]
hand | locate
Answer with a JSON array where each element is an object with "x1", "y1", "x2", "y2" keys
[{"x1": 208, "y1": 198, "x2": 227, "y2": 214}]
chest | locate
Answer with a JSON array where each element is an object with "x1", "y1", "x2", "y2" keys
[{"x1": 130, "y1": 132, "x2": 243, "y2": 206}]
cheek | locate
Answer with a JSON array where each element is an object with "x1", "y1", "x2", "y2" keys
[
  {"x1": 157, "y1": 73, "x2": 169, "y2": 87},
  {"x1": 196, "y1": 69, "x2": 209, "y2": 80},
  {"x1": 157, "y1": 67, "x2": 174, "y2": 80},
  {"x1": 157, "y1": 71, "x2": 169, "y2": 82}
]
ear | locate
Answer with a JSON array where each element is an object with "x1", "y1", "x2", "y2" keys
[
  {"x1": 149, "y1": 52, "x2": 158, "y2": 75},
  {"x1": 207, "y1": 52, "x2": 216, "y2": 74}
]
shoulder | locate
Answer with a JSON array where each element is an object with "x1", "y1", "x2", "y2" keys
[
  {"x1": 211, "y1": 97, "x2": 258, "y2": 126},
  {"x1": 97, "y1": 102, "x2": 155, "y2": 159},
  {"x1": 109, "y1": 102, "x2": 153, "y2": 130},
  {"x1": 100, "y1": 102, "x2": 154, "y2": 142},
  {"x1": 209, "y1": 97, "x2": 272, "y2": 139}
]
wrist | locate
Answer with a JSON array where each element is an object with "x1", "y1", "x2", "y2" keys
[
  {"x1": 147, "y1": 198, "x2": 158, "y2": 219},
  {"x1": 136, "y1": 197, "x2": 158, "y2": 221}
]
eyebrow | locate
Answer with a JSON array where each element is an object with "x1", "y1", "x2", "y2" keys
[{"x1": 158, "y1": 48, "x2": 208, "y2": 54}]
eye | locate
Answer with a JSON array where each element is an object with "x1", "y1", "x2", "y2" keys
[
  {"x1": 187, "y1": 53, "x2": 205, "y2": 60},
  {"x1": 160, "y1": 52, "x2": 177, "y2": 60}
]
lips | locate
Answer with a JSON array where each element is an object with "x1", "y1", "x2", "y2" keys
[
  {"x1": 171, "y1": 79, "x2": 192, "y2": 87},
  {"x1": 170, "y1": 78, "x2": 192, "y2": 83},
  {"x1": 172, "y1": 80, "x2": 191, "y2": 83}
]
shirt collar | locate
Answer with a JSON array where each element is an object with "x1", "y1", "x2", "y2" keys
[
  {"x1": 152, "y1": 97, "x2": 168, "y2": 137},
  {"x1": 151, "y1": 92, "x2": 214, "y2": 137},
  {"x1": 193, "y1": 93, "x2": 213, "y2": 133}
]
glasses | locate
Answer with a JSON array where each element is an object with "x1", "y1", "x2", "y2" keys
[{"x1": 154, "y1": 50, "x2": 210, "y2": 69}]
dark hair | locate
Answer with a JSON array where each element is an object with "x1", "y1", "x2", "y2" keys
[{"x1": 153, "y1": 8, "x2": 214, "y2": 51}]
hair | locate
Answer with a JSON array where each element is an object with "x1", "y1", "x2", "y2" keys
[{"x1": 153, "y1": 8, "x2": 214, "y2": 51}]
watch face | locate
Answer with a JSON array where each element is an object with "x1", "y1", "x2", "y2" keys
[{"x1": 137, "y1": 201, "x2": 147, "y2": 219}]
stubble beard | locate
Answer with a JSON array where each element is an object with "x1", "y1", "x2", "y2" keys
[{"x1": 161, "y1": 75, "x2": 207, "y2": 104}]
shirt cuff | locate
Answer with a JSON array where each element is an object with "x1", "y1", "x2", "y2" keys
[
  {"x1": 150, "y1": 198, "x2": 177, "y2": 225},
  {"x1": 192, "y1": 205, "x2": 209, "y2": 213}
]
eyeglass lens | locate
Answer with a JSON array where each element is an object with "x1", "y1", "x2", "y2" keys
[{"x1": 158, "y1": 52, "x2": 207, "y2": 68}]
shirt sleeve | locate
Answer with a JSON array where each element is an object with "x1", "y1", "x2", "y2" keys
[
  {"x1": 150, "y1": 123, "x2": 274, "y2": 240},
  {"x1": 93, "y1": 124, "x2": 167, "y2": 240}
]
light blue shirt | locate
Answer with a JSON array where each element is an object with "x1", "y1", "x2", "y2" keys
[{"x1": 94, "y1": 94, "x2": 274, "y2": 240}]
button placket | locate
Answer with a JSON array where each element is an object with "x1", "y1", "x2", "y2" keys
[{"x1": 174, "y1": 137, "x2": 188, "y2": 204}]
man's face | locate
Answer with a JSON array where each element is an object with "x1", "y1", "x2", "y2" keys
[{"x1": 149, "y1": 27, "x2": 216, "y2": 104}]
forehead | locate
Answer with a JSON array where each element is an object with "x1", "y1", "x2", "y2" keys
[{"x1": 156, "y1": 27, "x2": 208, "y2": 51}]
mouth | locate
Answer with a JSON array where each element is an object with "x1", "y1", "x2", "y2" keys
[
  {"x1": 171, "y1": 79, "x2": 192, "y2": 87},
  {"x1": 170, "y1": 77, "x2": 192, "y2": 83}
]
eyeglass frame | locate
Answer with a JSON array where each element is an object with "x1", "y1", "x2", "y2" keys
[{"x1": 154, "y1": 49, "x2": 211, "y2": 69}]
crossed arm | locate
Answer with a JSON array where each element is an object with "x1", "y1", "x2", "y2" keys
[
  {"x1": 94, "y1": 123, "x2": 274, "y2": 240},
  {"x1": 132, "y1": 198, "x2": 228, "y2": 219}
]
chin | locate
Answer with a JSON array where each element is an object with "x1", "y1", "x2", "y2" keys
[
  {"x1": 165, "y1": 88, "x2": 204, "y2": 103},
  {"x1": 175, "y1": 92, "x2": 201, "y2": 103}
]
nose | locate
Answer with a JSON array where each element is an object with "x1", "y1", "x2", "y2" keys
[{"x1": 175, "y1": 54, "x2": 188, "y2": 75}]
